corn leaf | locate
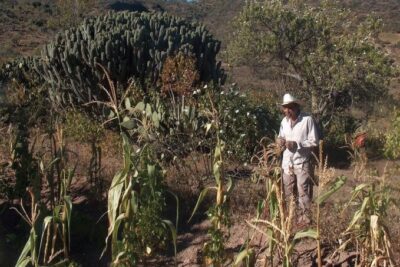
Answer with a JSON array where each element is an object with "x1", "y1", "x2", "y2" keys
[
  {"x1": 108, "y1": 171, "x2": 125, "y2": 224},
  {"x1": 16, "y1": 228, "x2": 36, "y2": 267},
  {"x1": 15, "y1": 257, "x2": 31, "y2": 267},
  {"x1": 189, "y1": 187, "x2": 217, "y2": 222},
  {"x1": 354, "y1": 183, "x2": 370, "y2": 193},
  {"x1": 316, "y1": 175, "x2": 347, "y2": 204},
  {"x1": 213, "y1": 160, "x2": 222, "y2": 184},
  {"x1": 39, "y1": 216, "x2": 53, "y2": 258},
  {"x1": 64, "y1": 195, "x2": 73, "y2": 251},
  {"x1": 226, "y1": 176, "x2": 233, "y2": 193},
  {"x1": 167, "y1": 190, "x2": 180, "y2": 230},
  {"x1": 162, "y1": 219, "x2": 177, "y2": 257},
  {"x1": 111, "y1": 213, "x2": 126, "y2": 250},
  {"x1": 293, "y1": 228, "x2": 317, "y2": 240},
  {"x1": 346, "y1": 196, "x2": 370, "y2": 232},
  {"x1": 234, "y1": 248, "x2": 253, "y2": 266}
]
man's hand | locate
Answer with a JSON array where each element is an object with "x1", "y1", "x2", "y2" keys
[
  {"x1": 277, "y1": 137, "x2": 286, "y2": 147},
  {"x1": 286, "y1": 141, "x2": 297, "y2": 152}
]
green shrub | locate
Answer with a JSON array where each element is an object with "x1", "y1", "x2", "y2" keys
[
  {"x1": 213, "y1": 86, "x2": 280, "y2": 162},
  {"x1": 63, "y1": 111, "x2": 104, "y2": 143},
  {"x1": 384, "y1": 110, "x2": 400, "y2": 159},
  {"x1": 323, "y1": 113, "x2": 360, "y2": 163}
]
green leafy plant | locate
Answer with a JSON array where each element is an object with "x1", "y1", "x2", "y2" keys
[
  {"x1": 338, "y1": 172, "x2": 397, "y2": 266},
  {"x1": 313, "y1": 141, "x2": 347, "y2": 267},
  {"x1": 384, "y1": 109, "x2": 400, "y2": 159},
  {"x1": 211, "y1": 86, "x2": 279, "y2": 162},
  {"x1": 228, "y1": 0, "x2": 397, "y2": 126},
  {"x1": 94, "y1": 67, "x2": 177, "y2": 266},
  {"x1": 238, "y1": 139, "x2": 345, "y2": 267},
  {"x1": 63, "y1": 111, "x2": 104, "y2": 194},
  {"x1": 188, "y1": 95, "x2": 233, "y2": 266},
  {"x1": 244, "y1": 140, "x2": 316, "y2": 267},
  {"x1": 14, "y1": 125, "x2": 75, "y2": 266}
]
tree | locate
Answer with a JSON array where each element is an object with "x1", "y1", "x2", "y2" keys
[{"x1": 228, "y1": 0, "x2": 398, "y2": 128}]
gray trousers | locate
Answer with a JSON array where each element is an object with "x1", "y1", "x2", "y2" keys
[{"x1": 282, "y1": 162, "x2": 313, "y2": 212}]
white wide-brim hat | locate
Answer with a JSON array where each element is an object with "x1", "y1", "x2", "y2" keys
[{"x1": 281, "y1": 93, "x2": 302, "y2": 106}]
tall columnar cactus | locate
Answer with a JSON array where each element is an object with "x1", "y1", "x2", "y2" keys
[{"x1": 31, "y1": 11, "x2": 225, "y2": 108}]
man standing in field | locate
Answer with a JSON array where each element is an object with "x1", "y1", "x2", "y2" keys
[{"x1": 277, "y1": 93, "x2": 319, "y2": 225}]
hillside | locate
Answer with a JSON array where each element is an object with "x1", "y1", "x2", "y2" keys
[
  {"x1": 2, "y1": 0, "x2": 400, "y2": 59},
  {"x1": 1, "y1": 0, "x2": 400, "y2": 95}
]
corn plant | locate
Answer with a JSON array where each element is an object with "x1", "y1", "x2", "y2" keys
[
  {"x1": 384, "y1": 109, "x2": 400, "y2": 159},
  {"x1": 313, "y1": 140, "x2": 347, "y2": 267},
  {"x1": 188, "y1": 94, "x2": 233, "y2": 266},
  {"x1": 14, "y1": 125, "x2": 75, "y2": 266},
  {"x1": 243, "y1": 140, "x2": 344, "y2": 267},
  {"x1": 12, "y1": 188, "x2": 40, "y2": 267},
  {"x1": 92, "y1": 65, "x2": 177, "y2": 266},
  {"x1": 338, "y1": 170, "x2": 397, "y2": 266},
  {"x1": 104, "y1": 136, "x2": 177, "y2": 265},
  {"x1": 241, "y1": 139, "x2": 315, "y2": 267}
]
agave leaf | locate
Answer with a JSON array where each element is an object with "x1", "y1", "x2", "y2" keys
[
  {"x1": 189, "y1": 187, "x2": 217, "y2": 222},
  {"x1": 316, "y1": 175, "x2": 347, "y2": 204}
]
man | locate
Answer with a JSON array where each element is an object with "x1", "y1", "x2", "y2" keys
[{"x1": 277, "y1": 93, "x2": 319, "y2": 225}]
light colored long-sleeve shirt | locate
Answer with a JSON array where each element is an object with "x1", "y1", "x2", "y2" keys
[{"x1": 278, "y1": 113, "x2": 319, "y2": 173}]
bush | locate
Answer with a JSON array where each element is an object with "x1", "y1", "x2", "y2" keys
[
  {"x1": 323, "y1": 113, "x2": 361, "y2": 164},
  {"x1": 63, "y1": 111, "x2": 104, "y2": 143},
  {"x1": 213, "y1": 86, "x2": 280, "y2": 162},
  {"x1": 384, "y1": 110, "x2": 400, "y2": 159}
]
